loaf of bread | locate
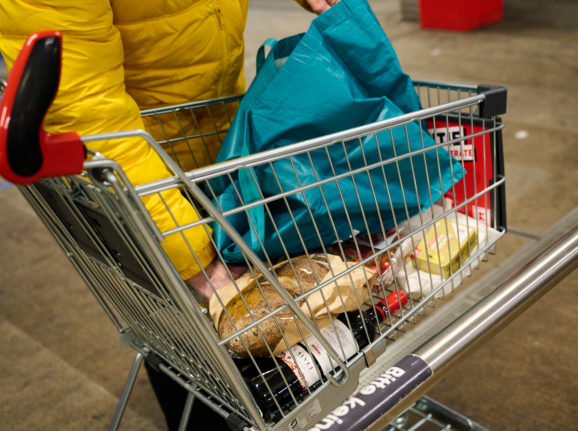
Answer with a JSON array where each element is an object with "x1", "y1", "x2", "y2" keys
[{"x1": 217, "y1": 255, "x2": 331, "y2": 357}]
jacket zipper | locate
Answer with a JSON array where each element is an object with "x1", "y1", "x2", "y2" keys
[{"x1": 213, "y1": 1, "x2": 228, "y2": 97}]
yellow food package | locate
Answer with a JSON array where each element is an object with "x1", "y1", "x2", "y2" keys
[{"x1": 413, "y1": 218, "x2": 477, "y2": 278}]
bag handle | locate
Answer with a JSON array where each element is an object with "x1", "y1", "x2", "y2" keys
[
  {"x1": 0, "y1": 31, "x2": 85, "y2": 185},
  {"x1": 256, "y1": 38, "x2": 278, "y2": 74}
]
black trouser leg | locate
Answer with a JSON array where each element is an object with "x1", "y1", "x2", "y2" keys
[{"x1": 144, "y1": 361, "x2": 230, "y2": 431}]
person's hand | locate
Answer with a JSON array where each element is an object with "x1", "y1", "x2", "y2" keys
[
  {"x1": 186, "y1": 259, "x2": 247, "y2": 299},
  {"x1": 300, "y1": 0, "x2": 340, "y2": 15}
]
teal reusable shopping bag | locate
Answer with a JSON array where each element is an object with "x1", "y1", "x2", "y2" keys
[{"x1": 212, "y1": 0, "x2": 464, "y2": 263}]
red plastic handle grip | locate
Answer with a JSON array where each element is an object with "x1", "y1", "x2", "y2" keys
[{"x1": 0, "y1": 31, "x2": 85, "y2": 185}]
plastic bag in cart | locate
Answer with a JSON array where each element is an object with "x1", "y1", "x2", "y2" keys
[{"x1": 211, "y1": 0, "x2": 464, "y2": 262}]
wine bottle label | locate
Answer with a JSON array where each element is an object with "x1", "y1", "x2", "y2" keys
[
  {"x1": 278, "y1": 320, "x2": 358, "y2": 390},
  {"x1": 278, "y1": 344, "x2": 319, "y2": 391},
  {"x1": 308, "y1": 320, "x2": 358, "y2": 374}
]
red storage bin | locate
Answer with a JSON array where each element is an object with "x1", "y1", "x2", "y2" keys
[{"x1": 419, "y1": 0, "x2": 503, "y2": 32}]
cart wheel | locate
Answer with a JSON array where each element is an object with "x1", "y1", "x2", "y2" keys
[{"x1": 0, "y1": 30, "x2": 84, "y2": 185}]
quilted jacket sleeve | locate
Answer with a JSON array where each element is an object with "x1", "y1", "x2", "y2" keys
[{"x1": 0, "y1": 0, "x2": 215, "y2": 279}]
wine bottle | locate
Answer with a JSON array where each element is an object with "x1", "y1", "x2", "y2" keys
[
  {"x1": 337, "y1": 289, "x2": 407, "y2": 351},
  {"x1": 243, "y1": 290, "x2": 408, "y2": 421}
]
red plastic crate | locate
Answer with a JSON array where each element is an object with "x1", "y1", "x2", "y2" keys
[{"x1": 419, "y1": 0, "x2": 503, "y2": 32}]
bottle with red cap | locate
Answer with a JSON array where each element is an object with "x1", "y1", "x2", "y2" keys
[
  {"x1": 243, "y1": 290, "x2": 408, "y2": 421},
  {"x1": 337, "y1": 289, "x2": 407, "y2": 351}
]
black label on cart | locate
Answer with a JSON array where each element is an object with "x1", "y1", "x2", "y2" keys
[{"x1": 307, "y1": 354, "x2": 432, "y2": 431}]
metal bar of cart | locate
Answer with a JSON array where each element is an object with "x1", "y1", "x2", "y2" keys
[
  {"x1": 386, "y1": 395, "x2": 491, "y2": 431},
  {"x1": 309, "y1": 208, "x2": 577, "y2": 431},
  {"x1": 133, "y1": 93, "x2": 489, "y2": 194},
  {"x1": 109, "y1": 352, "x2": 144, "y2": 431}
]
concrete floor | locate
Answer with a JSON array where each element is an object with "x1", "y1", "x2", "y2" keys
[{"x1": 0, "y1": 0, "x2": 576, "y2": 430}]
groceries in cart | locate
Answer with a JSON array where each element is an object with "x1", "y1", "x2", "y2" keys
[
  {"x1": 328, "y1": 227, "x2": 414, "y2": 290},
  {"x1": 205, "y1": 210, "x2": 488, "y2": 420},
  {"x1": 209, "y1": 252, "x2": 408, "y2": 421},
  {"x1": 208, "y1": 253, "x2": 409, "y2": 421},
  {"x1": 206, "y1": 202, "x2": 502, "y2": 419},
  {"x1": 396, "y1": 207, "x2": 502, "y2": 299},
  {"x1": 327, "y1": 206, "x2": 500, "y2": 290}
]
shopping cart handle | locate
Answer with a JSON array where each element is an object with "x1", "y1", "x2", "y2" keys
[{"x1": 0, "y1": 31, "x2": 85, "y2": 185}]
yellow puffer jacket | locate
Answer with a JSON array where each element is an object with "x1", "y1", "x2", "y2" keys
[
  {"x1": 114, "y1": 0, "x2": 249, "y2": 172},
  {"x1": 0, "y1": 0, "x2": 248, "y2": 280}
]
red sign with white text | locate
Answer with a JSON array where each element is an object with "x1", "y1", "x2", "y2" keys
[{"x1": 427, "y1": 119, "x2": 494, "y2": 225}]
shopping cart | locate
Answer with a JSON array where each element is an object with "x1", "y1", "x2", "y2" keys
[{"x1": 1, "y1": 31, "x2": 575, "y2": 431}]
